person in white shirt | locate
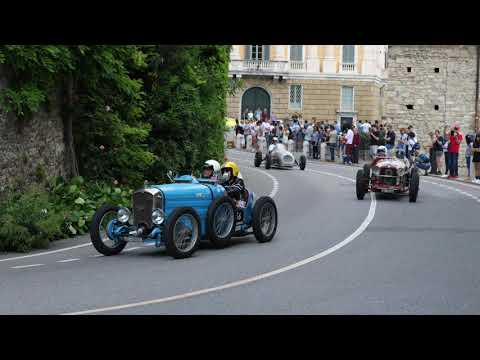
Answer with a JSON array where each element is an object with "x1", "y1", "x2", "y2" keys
[{"x1": 344, "y1": 126, "x2": 354, "y2": 165}]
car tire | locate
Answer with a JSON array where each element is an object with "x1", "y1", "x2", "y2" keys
[
  {"x1": 206, "y1": 196, "x2": 236, "y2": 249},
  {"x1": 165, "y1": 207, "x2": 201, "y2": 259},
  {"x1": 265, "y1": 153, "x2": 272, "y2": 169},
  {"x1": 252, "y1": 196, "x2": 278, "y2": 243},
  {"x1": 254, "y1": 151, "x2": 262, "y2": 168},
  {"x1": 299, "y1": 155, "x2": 307, "y2": 170},
  {"x1": 356, "y1": 169, "x2": 367, "y2": 200},
  {"x1": 409, "y1": 168, "x2": 420, "y2": 203},
  {"x1": 90, "y1": 205, "x2": 127, "y2": 256}
]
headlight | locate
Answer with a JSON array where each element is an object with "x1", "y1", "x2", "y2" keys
[
  {"x1": 117, "y1": 207, "x2": 131, "y2": 224},
  {"x1": 397, "y1": 168, "x2": 406, "y2": 176},
  {"x1": 152, "y1": 208, "x2": 165, "y2": 225},
  {"x1": 371, "y1": 167, "x2": 380, "y2": 176}
]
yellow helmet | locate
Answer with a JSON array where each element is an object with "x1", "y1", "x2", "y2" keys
[{"x1": 221, "y1": 161, "x2": 240, "y2": 177}]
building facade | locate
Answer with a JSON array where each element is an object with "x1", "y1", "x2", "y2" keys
[
  {"x1": 383, "y1": 45, "x2": 480, "y2": 147},
  {"x1": 227, "y1": 45, "x2": 388, "y2": 128}
]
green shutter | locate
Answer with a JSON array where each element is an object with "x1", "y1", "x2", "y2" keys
[{"x1": 264, "y1": 45, "x2": 270, "y2": 61}]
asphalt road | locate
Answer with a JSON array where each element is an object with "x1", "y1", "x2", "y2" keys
[{"x1": 1, "y1": 149, "x2": 479, "y2": 314}]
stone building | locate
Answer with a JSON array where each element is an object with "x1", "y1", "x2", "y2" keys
[
  {"x1": 227, "y1": 45, "x2": 388, "y2": 129},
  {"x1": 0, "y1": 71, "x2": 67, "y2": 192},
  {"x1": 383, "y1": 45, "x2": 480, "y2": 170}
]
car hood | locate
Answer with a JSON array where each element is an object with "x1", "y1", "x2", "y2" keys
[{"x1": 374, "y1": 158, "x2": 408, "y2": 169}]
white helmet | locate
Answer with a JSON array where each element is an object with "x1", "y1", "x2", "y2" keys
[
  {"x1": 376, "y1": 145, "x2": 387, "y2": 156},
  {"x1": 203, "y1": 160, "x2": 221, "y2": 178}
]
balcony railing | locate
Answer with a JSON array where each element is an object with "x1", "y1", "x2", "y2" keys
[
  {"x1": 290, "y1": 61, "x2": 305, "y2": 71},
  {"x1": 341, "y1": 63, "x2": 356, "y2": 72},
  {"x1": 229, "y1": 59, "x2": 289, "y2": 74}
]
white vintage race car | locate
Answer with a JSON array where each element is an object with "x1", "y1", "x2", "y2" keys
[{"x1": 254, "y1": 143, "x2": 306, "y2": 170}]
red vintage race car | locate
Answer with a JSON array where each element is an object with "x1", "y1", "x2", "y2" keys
[{"x1": 356, "y1": 155, "x2": 420, "y2": 202}]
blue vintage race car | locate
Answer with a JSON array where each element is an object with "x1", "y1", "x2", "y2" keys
[{"x1": 90, "y1": 174, "x2": 278, "y2": 259}]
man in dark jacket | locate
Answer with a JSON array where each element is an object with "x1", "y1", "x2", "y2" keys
[{"x1": 221, "y1": 161, "x2": 246, "y2": 203}]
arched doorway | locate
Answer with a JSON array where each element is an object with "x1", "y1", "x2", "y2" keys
[{"x1": 241, "y1": 87, "x2": 271, "y2": 120}]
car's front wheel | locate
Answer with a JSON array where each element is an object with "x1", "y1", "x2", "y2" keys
[
  {"x1": 90, "y1": 205, "x2": 127, "y2": 256},
  {"x1": 206, "y1": 196, "x2": 236, "y2": 248},
  {"x1": 165, "y1": 207, "x2": 201, "y2": 259},
  {"x1": 299, "y1": 155, "x2": 306, "y2": 170},
  {"x1": 409, "y1": 169, "x2": 420, "y2": 203},
  {"x1": 356, "y1": 169, "x2": 368, "y2": 200},
  {"x1": 254, "y1": 151, "x2": 262, "y2": 168},
  {"x1": 265, "y1": 153, "x2": 272, "y2": 169},
  {"x1": 252, "y1": 196, "x2": 278, "y2": 243}
]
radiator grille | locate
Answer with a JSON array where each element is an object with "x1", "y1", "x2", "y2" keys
[{"x1": 132, "y1": 189, "x2": 162, "y2": 228}]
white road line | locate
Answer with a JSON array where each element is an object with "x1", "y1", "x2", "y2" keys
[
  {"x1": 57, "y1": 258, "x2": 80, "y2": 263},
  {"x1": 63, "y1": 170, "x2": 376, "y2": 315},
  {"x1": 0, "y1": 242, "x2": 92, "y2": 263},
  {"x1": 89, "y1": 254, "x2": 104, "y2": 258},
  {"x1": 11, "y1": 264, "x2": 44, "y2": 269},
  {"x1": 124, "y1": 247, "x2": 141, "y2": 252},
  {"x1": 423, "y1": 179, "x2": 480, "y2": 204}
]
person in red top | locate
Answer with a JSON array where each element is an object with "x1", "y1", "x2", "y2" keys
[
  {"x1": 352, "y1": 126, "x2": 361, "y2": 163},
  {"x1": 448, "y1": 125, "x2": 463, "y2": 179}
]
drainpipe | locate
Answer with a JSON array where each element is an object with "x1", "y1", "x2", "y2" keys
[{"x1": 475, "y1": 45, "x2": 480, "y2": 131}]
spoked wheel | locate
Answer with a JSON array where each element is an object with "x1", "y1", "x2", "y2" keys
[
  {"x1": 206, "y1": 196, "x2": 236, "y2": 248},
  {"x1": 356, "y1": 169, "x2": 368, "y2": 200},
  {"x1": 252, "y1": 196, "x2": 278, "y2": 243},
  {"x1": 90, "y1": 205, "x2": 127, "y2": 256},
  {"x1": 409, "y1": 168, "x2": 420, "y2": 203},
  {"x1": 265, "y1": 153, "x2": 272, "y2": 169},
  {"x1": 165, "y1": 208, "x2": 201, "y2": 259},
  {"x1": 254, "y1": 151, "x2": 262, "y2": 168},
  {"x1": 299, "y1": 155, "x2": 306, "y2": 170}
]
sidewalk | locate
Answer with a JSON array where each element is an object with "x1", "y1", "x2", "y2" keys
[{"x1": 230, "y1": 147, "x2": 480, "y2": 187}]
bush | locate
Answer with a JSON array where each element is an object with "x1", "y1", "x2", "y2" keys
[{"x1": 0, "y1": 177, "x2": 134, "y2": 253}]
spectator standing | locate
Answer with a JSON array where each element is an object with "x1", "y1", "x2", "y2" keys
[
  {"x1": 243, "y1": 108, "x2": 249, "y2": 120},
  {"x1": 433, "y1": 129, "x2": 444, "y2": 175},
  {"x1": 466, "y1": 134, "x2": 473, "y2": 180},
  {"x1": 362, "y1": 120, "x2": 371, "y2": 134},
  {"x1": 427, "y1": 131, "x2": 437, "y2": 175},
  {"x1": 378, "y1": 124, "x2": 386, "y2": 146},
  {"x1": 447, "y1": 125, "x2": 463, "y2": 179},
  {"x1": 312, "y1": 126, "x2": 320, "y2": 159},
  {"x1": 472, "y1": 132, "x2": 480, "y2": 183},
  {"x1": 328, "y1": 125, "x2": 338, "y2": 162},
  {"x1": 254, "y1": 107, "x2": 262, "y2": 121},
  {"x1": 344, "y1": 126, "x2": 354, "y2": 165},
  {"x1": 443, "y1": 126, "x2": 450, "y2": 176},
  {"x1": 385, "y1": 125, "x2": 396, "y2": 157},
  {"x1": 352, "y1": 126, "x2": 361, "y2": 163},
  {"x1": 261, "y1": 108, "x2": 269, "y2": 122},
  {"x1": 369, "y1": 125, "x2": 380, "y2": 158}
]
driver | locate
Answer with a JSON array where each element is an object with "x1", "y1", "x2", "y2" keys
[
  {"x1": 371, "y1": 145, "x2": 387, "y2": 167},
  {"x1": 202, "y1": 160, "x2": 221, "y2": 180},
  {"x1": 220, "y1": 161, "x2": 246, "y2": 203},
  {"x1": 268, "y1": 136, "x2": 279, "y2": 153}
]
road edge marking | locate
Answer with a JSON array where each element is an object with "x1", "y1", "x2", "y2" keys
[{"x1": 63, "y1": 171, "x2": 375, "y2": 315}]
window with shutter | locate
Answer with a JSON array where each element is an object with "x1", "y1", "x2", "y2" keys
[
  {"x1": 249, "y1": 45, "x2": 265, "y2": 60},
  {"x1": 341, "y1": 86, "x2": 354, "y2": 112},
  {"x1": 290, "y1": 45, "x2": 303, "y2": 61},
  {"x1": 342, "y1": 45, "x2": 355, "y2": 64},
  {"x1": 289, "y1": 85, "x2": 303, "y2": 109}
]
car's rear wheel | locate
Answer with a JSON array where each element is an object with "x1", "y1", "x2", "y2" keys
[
  {"x1": 356, "y1": 169, "x2": 368, "y2": 200},
  {"x1": 90, "y1": 205, "x2": 127, "y2": 256},
  {"x1": 206, "y1": 196, "x2": 236, "y2": 249},
  {"x1": 252, "y1": 196, "x2": 277, "y2": 243},
  {"x1": 254, "y1": 151, "x2": 262, "y2": 168},
  {"x1": 409, "y1": 168, "x2": 420, "y2": 203},
  {"x1": 265, "y1": 153, "x2": 272, "y2": 169},
  {"x1": 299, "y1": 155, "x2": 306, "y2": 170},
  {"x1": 165, "y1": 207, "x2": 200, "y2": 259}
]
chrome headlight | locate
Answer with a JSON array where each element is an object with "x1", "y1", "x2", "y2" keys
[
  {"x1": 397, "y1": 168, "x2": 406, "y2": 176},
  {"x1": 371, "y1": 167, "x2": 380, "y2": 176},
  {"x1": 152, "y1": 208, "x2": 165, "y2": 225},
  {"x1": 117, "y1": 207, "x2": 131, "y2": 224}
]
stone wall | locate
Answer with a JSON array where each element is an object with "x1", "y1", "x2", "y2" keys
[
  {"x1": 227, "y1": 76, "x2": 382, "y2": 122},
  {"x1": 384, "y1": 45, "x2": 479, "y2": 173},
  {"x1": 0, "y1": 75, "x2": 67, "y2": 192}
]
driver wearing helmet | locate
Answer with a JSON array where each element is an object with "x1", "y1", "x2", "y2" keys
[
  {"x1": 202, "y1": 160, "x2": 221, "y2": 180},
  {"x1": 268, "y1": 136, "x2": 279, "y2": 153},
  {"x1": 220, "y1": 161, "x2": 246, "y2": 203},
  {"x1": 371, "y1": 145, "x2": 388, "y2": 167}
]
